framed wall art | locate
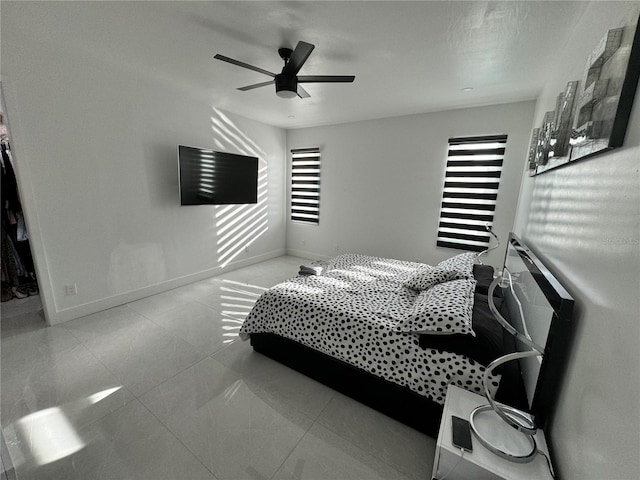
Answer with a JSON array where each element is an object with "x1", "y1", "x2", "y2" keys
[{"x1": 531, "y1": 17, "x2": 640, "y2": 176}]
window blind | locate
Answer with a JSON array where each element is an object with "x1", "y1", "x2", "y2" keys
[
  {"x1": 436, "y1": 134, "x2": 507, "y2": 252},
  {"x1": 291, "y1": 147, "x2": 320, "y2": 224}
]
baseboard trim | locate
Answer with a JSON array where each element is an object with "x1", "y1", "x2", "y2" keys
[
  {"x1": 285, "y1": 248, "x2": 334, "y2": 260},
  {"x1": 48, "y1": 249, "x2": 285, "y2": 325}
]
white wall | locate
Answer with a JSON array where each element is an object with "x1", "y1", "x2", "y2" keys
[
  {"x1": 513, "y1": 3, "x2": 640, "y2": 479},
  {"x1": 1, "y1": 3, "x2": 286, "y2": 325},
  {"x1": 286, "y1": 101, "x2": 535, "y2": 268}
]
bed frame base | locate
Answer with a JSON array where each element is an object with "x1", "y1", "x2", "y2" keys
[{"x1": 250, "y1": 333, "x2": 442, "y2": 437}]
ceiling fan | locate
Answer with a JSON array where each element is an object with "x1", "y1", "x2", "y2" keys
[{"x1": 214, "y1": 41, "x2": 355, "y2": 99}]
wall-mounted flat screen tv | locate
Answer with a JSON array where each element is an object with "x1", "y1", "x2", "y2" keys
[{"x1": 178, "y1": 145, "x2": 258, "y2": 206}]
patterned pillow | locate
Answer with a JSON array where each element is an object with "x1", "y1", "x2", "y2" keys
[
  {"x1": 403, "y1": 266, "x2": 465, "y2": 291},
  {"x1": 437, "y1": 252, "x2": 477, "y2": 279},
  {"x1": 396, "y1": 279, "x2": 476, "y2": 335}
]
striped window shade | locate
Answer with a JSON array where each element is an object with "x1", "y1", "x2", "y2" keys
[
  {"x1": 436, "y1": 134, "x2": 507, "y2": 252},
  {"x1": 291, "y1": 147, "x2": 321, "y2": 224}
]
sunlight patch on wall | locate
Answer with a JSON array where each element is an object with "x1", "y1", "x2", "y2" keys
[
  {"x1": 526, "y1": 165, "x2": 637, "y2": 253},
  {"x1": 211, "y1": 107, "x2": 270, "y2": 267}
]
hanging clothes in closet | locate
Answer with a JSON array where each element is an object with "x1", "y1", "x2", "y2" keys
[{"x1": 1, "y1": 140, "x2": 38, "y2": 301}]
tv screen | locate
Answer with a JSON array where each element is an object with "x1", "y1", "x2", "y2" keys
[{"x1": 178, "y1": 145, "x2": 258, "y2": 206}]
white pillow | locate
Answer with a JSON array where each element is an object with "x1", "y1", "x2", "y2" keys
[
  {"x1": 403, "y1": 266, "x2": 466, "y2": 291},
  {"x1": 396, "y1": 279, "x2": 476, "y2": 335},
  {"x1": 437, "y1": 252, "x2": 477, "y2": 279}
]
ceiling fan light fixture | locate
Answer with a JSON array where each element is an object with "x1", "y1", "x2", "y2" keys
[
  {"x1": 276, "y1": 89, "x2": 297, "y2": 99},
  {"x1": 275, "y1": 75, "x2": 298, "y2": 99}
]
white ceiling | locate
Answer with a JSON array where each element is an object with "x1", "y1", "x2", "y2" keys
[{"x1": 11, "y1": 1, "x2": 592, "y2": 129}]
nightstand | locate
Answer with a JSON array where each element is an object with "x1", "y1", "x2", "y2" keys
[{"x1": 431, "y1": 384, "x2": 554, "y2": 480}]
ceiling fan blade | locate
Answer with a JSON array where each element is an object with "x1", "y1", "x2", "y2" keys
[
  {"x1": 238, "y1": 80, "x2": 275, "y2": 91},
  {"x1": 214, "y1": 54, "x2": 276, "y2": 78},
  {"x1": 283, "y1": 41, "x2": 315, "y2": 76},
  {"x1": 297, "y1": 85, "x2": 311, "y2": 98},
  {"x1": 298, "y1": 75, "x2": 355, "y2": 83}
]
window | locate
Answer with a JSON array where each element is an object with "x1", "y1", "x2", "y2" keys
[
  {"x1": 436, "y1": 134, "x2": 507, "y2": 252},
  {"x1": 290, "y1": 147, "x2": 321, "y2": 224}
]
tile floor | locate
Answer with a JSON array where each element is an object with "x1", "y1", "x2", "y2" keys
[{"x1": 1, "y1": 256, "x2": 435, "y2": 480}]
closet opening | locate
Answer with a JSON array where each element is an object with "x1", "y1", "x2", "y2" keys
[{"x1": 1, "y1": 83, "x2": 42, "y2": 318}]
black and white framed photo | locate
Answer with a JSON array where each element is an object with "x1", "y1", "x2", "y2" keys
[
  {"x1": 569, "y1": 21, "x2": 640, "y2": 162},
  {"x1": 532, "y1": 17, "x2": 640, "y2": 175}
]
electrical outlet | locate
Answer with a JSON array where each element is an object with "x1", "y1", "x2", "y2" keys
[
  {"x1": 334, "y1": 244, "x2": 340, "y2": 253},
  {"x1": 64, "y1": 284, "x2": 78, "y2": 296},
  {"x1": 245, "y1": 245, "x2": 249, "y2": 253},
  {"x1": 301, "y1": 239, "x2": 306, "y2": 247}
]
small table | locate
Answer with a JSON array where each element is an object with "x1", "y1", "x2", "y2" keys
[{"x1": 431, "y1": 384, "x2": 554, "y2": 480}]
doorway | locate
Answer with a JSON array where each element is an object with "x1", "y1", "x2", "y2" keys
[{"x1": 0, "y1": 83, "x2": 41, "y2": 316}]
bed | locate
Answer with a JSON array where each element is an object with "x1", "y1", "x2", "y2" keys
[{"x1": 239, "y1": 234, "x2": 572, "y2": 438}]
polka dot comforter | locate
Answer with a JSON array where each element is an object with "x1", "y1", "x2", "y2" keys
[{"x1": 240, "y1": 254, "x2": 499, "y2": 405}]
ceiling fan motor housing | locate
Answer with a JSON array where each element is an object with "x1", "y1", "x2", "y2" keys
[
  {"x1": 278, "y1": 47, "x2": 294, "y2": 61},
  {"x1": 275, "y1": 74, "x2": 297, "y2": 98}
]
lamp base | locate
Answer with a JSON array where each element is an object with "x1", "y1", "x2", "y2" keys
[{"x1": 470, "y1": 405, "x2": 538, "y2": 463}]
